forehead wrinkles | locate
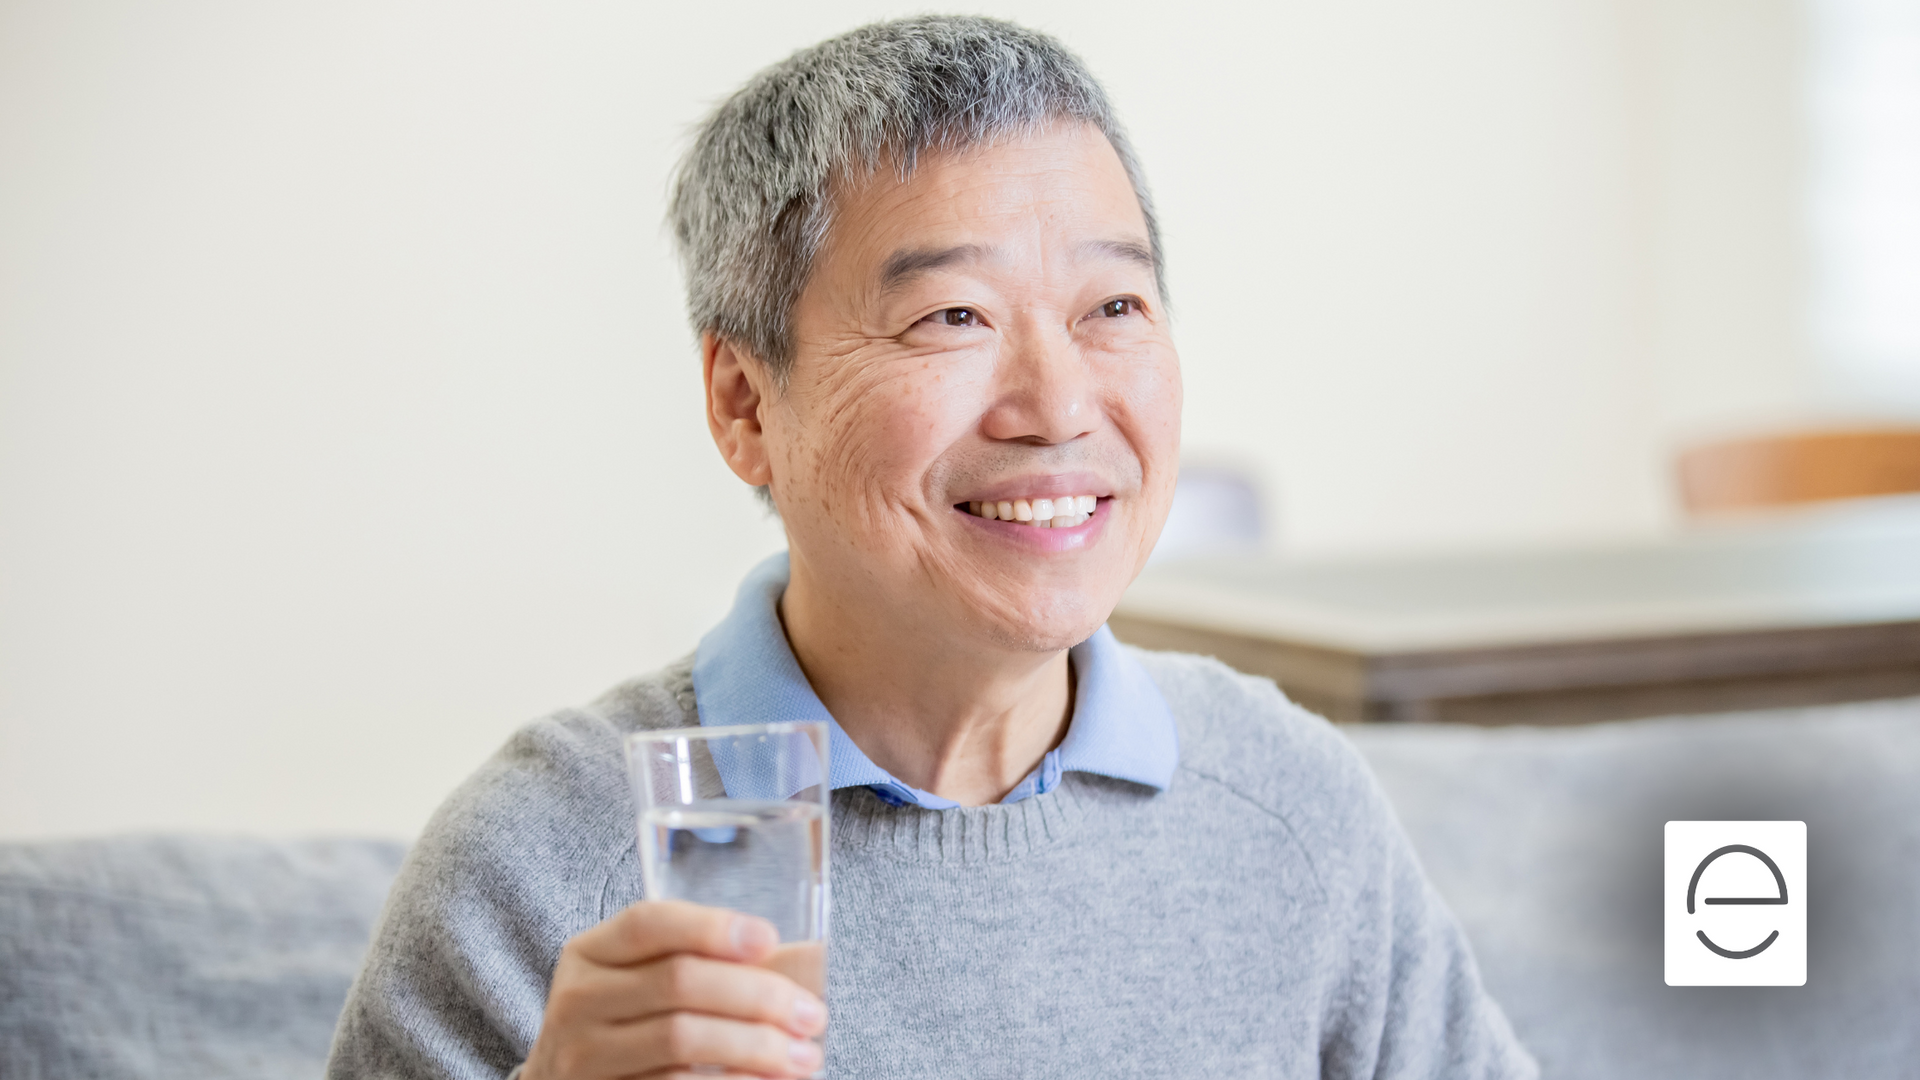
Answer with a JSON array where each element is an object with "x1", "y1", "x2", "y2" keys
[{"x1": 816, "y1": 132, "x2": 1140, "y2": 298}]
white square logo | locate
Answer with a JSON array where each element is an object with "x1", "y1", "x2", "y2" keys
[{"x1": 1665, "y1": 820, "x2": 1806, "y2": 986}]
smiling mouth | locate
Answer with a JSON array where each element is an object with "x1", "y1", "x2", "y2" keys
[{"x1": 958, "y1": 494, "x2": 1100, "y2": 529}]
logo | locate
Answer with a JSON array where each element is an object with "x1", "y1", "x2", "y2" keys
[{"x1": 1665, "y1": 821, "x2": 1806, "y2": 986}]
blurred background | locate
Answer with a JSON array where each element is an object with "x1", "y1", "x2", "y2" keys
[{"x1": 3, "y1": 0, "x2": 1916, "y2": 839}]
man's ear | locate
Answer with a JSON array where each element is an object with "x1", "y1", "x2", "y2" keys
[{"x1": 703, "y1": 333, "x2": 776, "y2": 488}]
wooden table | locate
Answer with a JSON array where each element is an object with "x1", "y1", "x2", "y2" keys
[{"x1": 1110, "y1": 497, "x2": 1920, "y2": 724}]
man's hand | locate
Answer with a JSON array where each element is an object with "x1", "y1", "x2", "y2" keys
[{"x1": 521, "y1": 900, "x2": 827, "y2": 1079}]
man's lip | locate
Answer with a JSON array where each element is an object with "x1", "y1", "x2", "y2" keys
[{"x1": 953, "y1": 471, "x2": 1115, "y2": 505}]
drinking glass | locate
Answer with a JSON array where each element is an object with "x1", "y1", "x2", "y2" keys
[{"x1": 625, "y1": 721, "x2": 830, "y2": 1069}]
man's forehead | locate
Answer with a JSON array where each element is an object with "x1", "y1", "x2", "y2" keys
[{"x1": 821, "y1": 125, "x2": 1149, "y2": 274}]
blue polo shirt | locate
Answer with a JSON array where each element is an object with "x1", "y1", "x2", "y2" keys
[{"x1": 690, "y1": 553, "x2": 1179, "y2": 807}]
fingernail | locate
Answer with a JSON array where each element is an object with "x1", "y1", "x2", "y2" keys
[
  {"x1": 792, "y1": 993, "x2": 826, "y2": 1031},
  {"x1": 790, "y1": 1038, "x2": 822, "y2": 1068},
  {"x1": 730, "y1": 915, "x2": 777, "y2": 953}
]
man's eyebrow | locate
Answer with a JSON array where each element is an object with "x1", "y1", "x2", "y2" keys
[
  {"x1": 878, "y1": 244, "x2": 990, "y2": 294},
  {"x1": 876, "y1": 238, "x2": 1155, "y2": 294},
  {"x1": 1081, "y1": 238, "x2": 1156, "y2": 271}
]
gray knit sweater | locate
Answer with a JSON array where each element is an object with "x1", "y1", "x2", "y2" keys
[{"x1": 327, "y1": 649, "x2": 1536, "y2": 1079}]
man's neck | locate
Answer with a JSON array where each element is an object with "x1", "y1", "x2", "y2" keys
[{"x1": 778, "y1": 556, "x2": 1073, "y2": 807}]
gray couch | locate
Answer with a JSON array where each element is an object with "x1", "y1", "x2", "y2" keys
[
  {"x1": 1347, "y1": 696, "x2": 1920, "y2": 1079},
  {"x1": 5, "y1": 696, "x2": 1918, "y2": 1078},
  {"x1": 1, "y1": 837, "x2": 404, "y2": 1078}
]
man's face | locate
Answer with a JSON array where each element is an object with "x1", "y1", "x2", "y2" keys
[{"x1": 758, "y1": 122, "x2": 1181, "y2": 653}]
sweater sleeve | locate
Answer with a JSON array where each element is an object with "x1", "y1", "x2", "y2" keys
[
  {"x1": 1132, "y1": 648, "x2": 1537, "y2": 1080},
  {"x1": 325, "y1": 711, "x2": 639, "y2": 1080},
  {"x1": 1317, "y1": 741, "x2": 1539, "y2": 1080}
]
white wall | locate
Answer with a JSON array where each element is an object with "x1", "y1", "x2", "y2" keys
[
  {"x1": 0, "y1": 0, "x2": 1818, "y2": 839},
  {"x1": 1806, "y1": 0, "x2": 1920, "y2": 407},
  {"x1": 1632, "y1": 0, "x2": 1818, "y2": 442}
]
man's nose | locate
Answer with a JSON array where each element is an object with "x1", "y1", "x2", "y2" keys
[{"x1": 980, "y1": 318, "x2": 1098, "y2": 446}]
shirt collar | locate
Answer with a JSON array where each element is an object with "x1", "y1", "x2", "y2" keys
[{"x1": 690, "y1": 552, "x2": 1179, "y2": 807}]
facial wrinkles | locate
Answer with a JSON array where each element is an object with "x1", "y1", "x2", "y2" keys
[
  {"x1": 789, "y1": 300, "x2": 1159, "y2": 516},
  {"x1": 774, "y1": 127, "x2": 1176, "y2": 653},
  {"x1": 922, "y1": 368, "x2": 1145, "y2": 633},
  {"x1": 787, "y1": 205, "x2": 984, "y2": 539},
  {"x1": 835, "y1": 294, "x2": 1141, "y2": 514},
  {"x1": 786, "y1": 353, "x2": 1120, "y2": 649},
  {"x1": 846, "y1": 143, "x2": 1124, "y2": 327},
  {"x1": 781, "y1": 336, "x2": 959, "y2": 545},
  {"x1": 1092, "y1": 340, "x2": 1178, "y2": 481}
]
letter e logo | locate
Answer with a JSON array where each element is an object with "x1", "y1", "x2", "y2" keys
[{"x1": 1665, "y1": 821, "x2": 1806, "y2": 986}]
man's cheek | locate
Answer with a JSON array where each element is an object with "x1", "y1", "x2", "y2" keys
[
  {"x1": 854, "y1": 393, "x2": 964, "y2": 476},
  {"x1": 814, "y1": 411, "x2": 936, "y2": 509}
]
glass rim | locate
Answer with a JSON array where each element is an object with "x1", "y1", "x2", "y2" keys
[{"x1": 626, "y1": 720, "x2": 828, "y2": 745}]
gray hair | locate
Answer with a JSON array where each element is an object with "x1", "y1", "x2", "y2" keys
[{"x1": 668, "y1": 15, "x2": 1163, "y2": 384}]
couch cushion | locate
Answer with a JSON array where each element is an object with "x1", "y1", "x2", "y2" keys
[
  {"x1": 1346, "y1": 696, "x2": 1920, "y2": 1080},
  {"x1": 0, "y1": 835, "x2": 405, "y2": 1080}
]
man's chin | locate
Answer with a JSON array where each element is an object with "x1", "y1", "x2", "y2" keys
[
  {"x1": 976, "y1": 607, "x2": 1114, "y2": 655},
  {"x1": 932, "y1": 569, "x2": 1124, "y2": 653}
]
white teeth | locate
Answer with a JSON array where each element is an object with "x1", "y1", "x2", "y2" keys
[{"x1": 965, "y1": 494, "x2": 1102, "y2": 528}]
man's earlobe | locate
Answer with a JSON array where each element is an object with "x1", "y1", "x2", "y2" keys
[{"x1": 702, "y1": 334, "x2": 775, "y2": 488}]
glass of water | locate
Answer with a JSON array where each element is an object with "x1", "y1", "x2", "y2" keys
[{"x1": 625, "y1": 721, "x2": 830, "y2": 1065}]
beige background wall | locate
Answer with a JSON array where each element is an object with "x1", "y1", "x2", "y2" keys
[{"x1": 0, "y1": 0, "x2": 1817, "y2": 839}]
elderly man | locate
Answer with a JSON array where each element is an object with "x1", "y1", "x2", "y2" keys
[{"x1": 330, "y1": 15, "x2": 1534, "y2": 1080}]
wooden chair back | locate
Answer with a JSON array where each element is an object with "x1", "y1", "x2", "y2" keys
[{"x1": 1677, "y1": 428, "x2": 1920, "y2": 515}]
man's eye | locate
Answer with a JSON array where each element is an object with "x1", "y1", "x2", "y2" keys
[
  {"x1": 926, "y1": 308, "x2": 980, "y2": 327},
  {"x1": 1096, "y1": 298, "x2": 1137, "y2": 318}
]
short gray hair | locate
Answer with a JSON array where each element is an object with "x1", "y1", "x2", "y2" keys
[{"x1": 668, "y1": 15, "x2": 1163, "y2": 382}]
